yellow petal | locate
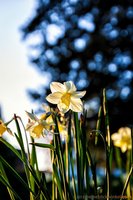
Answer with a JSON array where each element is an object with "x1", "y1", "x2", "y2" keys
[
  {"x1": 40, "y1": 113, "x2": 47, "y2": 120},
  {"x1": 46, "y1": 115, "x2": 53, "y2": 124},
  {"x1": 121, "y1": 145, "x2": 128, "y2": 153},
  {"x1": 50, "y1": 82, "x2": 66, "y2": 93},
  {"x1": 46, "y1": 92, "x2": 62, "y2": 104},
  {"x1": 113, "y1": 140, "x2": 122, "y2": 148},
  {"x1": 61, "y1": 93, "x2": 71, "y2": 107},
  {"x1": 70, "y1": 98, "x2": 83, "y2": 112},
  {"x1": 64, "y1": 81, "x2": 76, "y2": 92},
  {"x1": 0, "y1": 120, "x2": 7, "y2": 137},
  {"x1": 111, "y1": 133, "x2": 121, "y2": 141},
  {"x1": 30, "y1": 124, "x2": 44, "y2": 138},
  {"x1": 118, "y1": 127, "x2": 131, "y2": 135}
]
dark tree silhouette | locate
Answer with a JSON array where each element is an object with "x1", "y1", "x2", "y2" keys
[{"x1": 21, "y1": 0, "x2": 133, "y2": 131}]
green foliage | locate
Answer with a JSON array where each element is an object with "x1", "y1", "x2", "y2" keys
[{"x1": 0, "y1": 90, "x2": 133, "y2": 200}]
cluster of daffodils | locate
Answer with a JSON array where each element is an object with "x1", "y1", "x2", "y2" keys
[
  {"x1": 111, "y1": 127, "x2": 132, "y2": 152},
  {"x1": 0, "y1": 81, "x2": 132, "y2": 154}
]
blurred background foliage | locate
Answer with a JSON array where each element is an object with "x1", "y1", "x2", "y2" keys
[{"x1": 21, "y1": 0, "x2": 133, "y2": 132}]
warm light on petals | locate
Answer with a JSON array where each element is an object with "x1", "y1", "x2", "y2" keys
[
  {"x1": 72, "y1": 91, "x2": 86, "y2": 98},
  {"x1": 46, "y1": 92, "x2": 62, "y2": 104},
  {"x1": 50, "y1": 82, "x2": 66, "y2": 93},
  {"x1": 46, "y1": 81, "x2": 86, "y2": 113},
  {"x1": 26, "y1": 111, "x2": 55, "y2": 138},
  {"x1": 30, "y1": 124, "x2": 44, "y2": 138},
  {"x1": 111, "y1": 127, "x2": 131, "y2": 153},
  {"x1": 57, "y1": 102, "x2": 69, "y2": 113},
  {"x1": 70, "y1": 98, "x2": 83, "y2": 112}
]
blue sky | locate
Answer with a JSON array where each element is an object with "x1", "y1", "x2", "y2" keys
[{"x1": 0, "y1": 0, "x2": 45, "y2": 121}]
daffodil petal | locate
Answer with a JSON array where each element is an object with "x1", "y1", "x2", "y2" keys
[
  {"x1": 64, "y1": 81, "x2": 77, "y2": 92},
  {"x1": 70, "y1": 98, "x2": 83, "y2": 112},
  {"x1": 57, "y1": 102, "x2": 69, "y2": 113},
  {"x1": 121, "y1": 145, "x2": 127, "y2": 153},
  {"x1": 50, "y1": 82, "x2": 66, "y2": 93},
  {"x1": 26, "y1": 111, "x2": 38, "y2": 122},
  {"x1": 72, "y1": 91, "x2": 86, "y2": 98},
  {"x1": 46, "y1": 92, "x2": 62, "y2": 104},
  {"x1": 118, "y1": 127, "x2": 130, "y2": 134},
  {"x1": 113, "y1": 140, "x2": 121, "y2": 147},
  {"x1": 30, "y1": 124, "x2": 44, "y2": 138},
  {"x1": 111, "y1": 133, "x2": 121, "y2": 141},
  {"x1": 0, "y1": 120, "x2": 7, "y2": 136}
]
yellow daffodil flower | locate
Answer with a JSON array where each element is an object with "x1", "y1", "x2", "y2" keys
[
  {"x1": 111, "y1": 127, "x2": 131, "y2": 153},
  {"x1": 46, "y1": 81, "x2": 86, "y2": 113},
  {"x1": 0, "y1": 120, "x2": 7, "y2": 136},
  {"x1": 26, "y1": 111, "x2": 54, "y2": 138},
  {"x1": 0, "y1": 120, "x2": 13, "y2": 137}
]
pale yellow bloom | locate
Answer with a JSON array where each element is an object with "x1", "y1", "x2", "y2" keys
[
  {"x1": 46, "y1": 81, "x2": 86, "y2": 113},
  {"x1": 26, "y1": 111, "x2": 54, "y2": 138},
  {"x1": 111, "y1": 127, "x2": 131, "y2": 153}
]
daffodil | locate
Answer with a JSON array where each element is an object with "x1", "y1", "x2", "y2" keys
[
  {"x1": 111, "y1": 127, "x2": 131, "y2": 153},
  {"x1": 26, "y1": 111, "x2": 54, "y2": 138},
  {"x1": 46, "y1": 81, "x2": 86, "y2": 113},
  {"x1": 0, "y1": 120, "x2": 7, "y2": 136},
  {"x1": 0, "y1": 120, "x2": 13, "y2": 137}
]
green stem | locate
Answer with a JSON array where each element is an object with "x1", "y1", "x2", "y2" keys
[
  {"x1": 103, "y1": 89, "x2": 111, "y2": 200},
  {"x1": 73, "y1": 112, "x2": 81, "y2": 195},
  {"x1": 120, "y1": 164, "x2": 133, "y2": 200},
  {"x1": 86, "y1": 148, "x2": 97, "y2": 195},
  {"x1": 99, "y1": 132, "x2": 110, "y2": 200},
  {"x1": 126, "y1": 150, "x2": 131, "y2": 199}
]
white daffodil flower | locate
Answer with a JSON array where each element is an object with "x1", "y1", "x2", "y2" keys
[
  {"x1": 26, "y1": 111, "x2": 54, "y2": 138},
  {"x1": 46, "y1": 81, "x2": 86, "y2": 113}
]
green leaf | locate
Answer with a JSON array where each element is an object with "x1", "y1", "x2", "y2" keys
[
  {"x1": 30, "y1": 137, "x2": 40, "y2": 196},
  {"x1": 0, "y1": 175, "x2": 22, "y2": 200},
  {"x1": 0, "y1": 160, "x2": 22, "y2": 200},
  {"x1": 95, "y1": 106, "x2": 102, "y2": 145},
  {"x1": 53, "y1": 164, "x2": 64, "y2": 200},
  {"x1": 30, "y1": 142, "x2": 55, "y2": 151},
  {"x1": 0, "y1": 156, "x2": 32, "y2": 193},
  {"x1": 0, "y1": 137, "x2": 22, "y2": 161}
]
